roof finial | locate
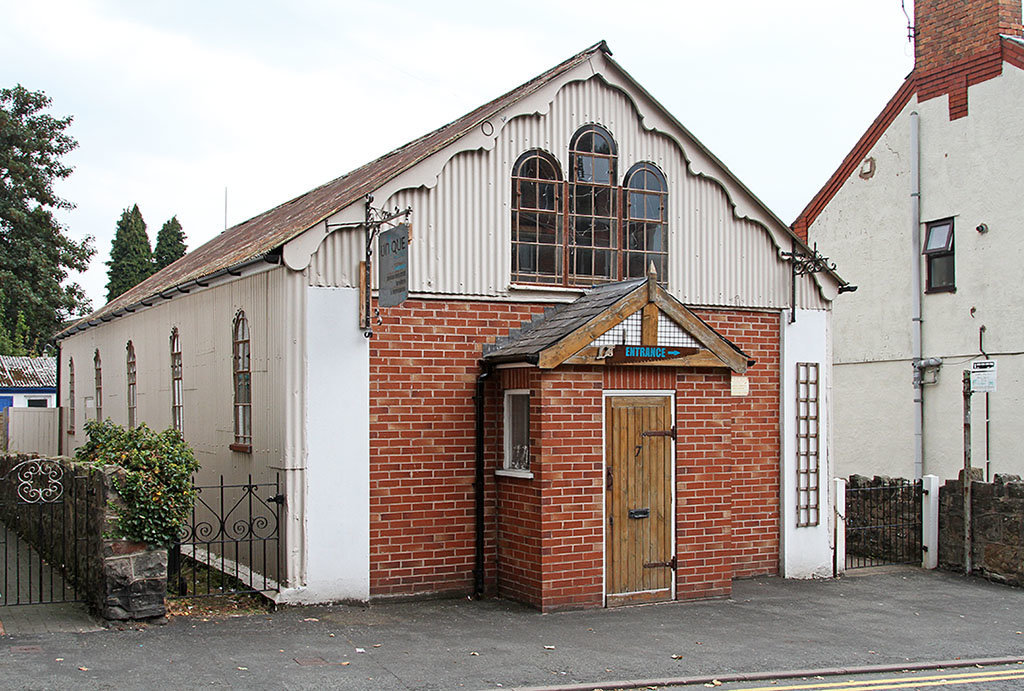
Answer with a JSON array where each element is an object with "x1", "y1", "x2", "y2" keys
[{"x1": 648, "y1": 260, "x2": 658, "y2": 279}]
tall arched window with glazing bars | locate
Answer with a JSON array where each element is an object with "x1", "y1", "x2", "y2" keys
[
  {"x1": 170, "y1": 328, "x2": 183, "y2": 434},
  {"x1": 126, "y1": 341, "x2": 137, "y2": 428},
  {"x1": 511, "y1": 149, "x2": 563, "y2": 284},
  {"x1": 93, "y1": 350, "x2": 102, "y2": 421},
  {"x1": 623, "y1": 162, "x2": 668, "y2": 280},
  {"x1": 68, "y1": 358, "x2": 76, "y2": 434},
  {"x1": 231, "y1": 311, "x2": 251, "y2": 451},
  {"x1": 569, "y1": 124, "x2": 618, "y2": 283}
]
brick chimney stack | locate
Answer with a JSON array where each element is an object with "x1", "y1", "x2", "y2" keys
[{"x1": 914, "y1": 0, "x2": 1023, "y2": 72}]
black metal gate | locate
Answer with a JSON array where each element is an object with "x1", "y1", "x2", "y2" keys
[
  {"x1": 0, "y1": 459, "x2": 92, "y2": 606},
  {"x1": 845, "y1": 478, "x2": 923, "y2": 569},
  {"x1": 168, "y1": 474, "x2": 282, "y2": 598}
]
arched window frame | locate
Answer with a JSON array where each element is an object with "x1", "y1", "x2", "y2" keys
[
  {"x1": 511, "y1": 149, "x2": 563, "y2": 284},
  {"x1": 67, "y1": 358, "x2": 76, "y2": 434},
  {"x1": 509, "y1": 126, "x2": 669, "y2": 287},
  {"x1": 126, "y1": 341, "x2": 137, "y2": 428},
  {"x1": 170, "y1": 328, "x2": 183, "y2": 434},
  {"x1": 623, "y1": 162, "x2": 669, "y2": 282},
  {"x1": 568, "y1": 124, "x2": 618, "y2": 284},
  {"x1": 93, "y1": 349, "x2": 102, "y2": 421},
  {"x1": 231, "y1": 310, "x2": 252, "y2": 452}
]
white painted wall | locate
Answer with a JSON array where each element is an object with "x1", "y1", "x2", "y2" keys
[
  {"x1": 2, "y1": 392, "x2": 56, "y2": 408},
  {"x1": 780, "y1": 308, "x2": 832, "y2": 578},
  {"x1": 809, "y1": 63, "x2": 1024, "y2": 481},
  {"x1": 282, "y1": 286, "x2": 370, "y2": 603}
]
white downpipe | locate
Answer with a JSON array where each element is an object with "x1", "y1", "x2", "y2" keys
[{"x1": 911, "y1": 111, "x2": 924, "y2": 480}]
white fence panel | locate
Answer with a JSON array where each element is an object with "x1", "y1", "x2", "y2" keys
[{"x1": 2, "y1": 407, "x2": 59, "y2": 455}]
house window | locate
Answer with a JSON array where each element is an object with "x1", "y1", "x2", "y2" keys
[
  {"x1": 923, "y1": 219, "x2": 954, "y2": 293},
  {"x1": 510, "y1": 125, "x2": 668, "y2": 287},
  {"x1": 126, "y1": 341, "x2": 137, "y2": 428},
  {"x1": 27, "y1": 399, "x2": 47, "y2": 408},
  {"x1": 503, "y1": 390, "x2": 531, "y2": 472},
  {"x1": 170, "y1": 328, "x2": 183, "y2": 434},
  {"x1": 68, "y1": 358, "x2": 75, "y2": 433},
  {"x1": 511, "y1": 150, "x2": 563, "y2": 284},
  {"x1": 623, "y1": 163, "x2": 668, "y2": 280},
  {"x1": 231, "y1": 310, "x2": 251, "y2": 452},
  {"x1": 93, "y1": 349, "x2": 102, "y2": 421},
  {"x1": 796, "y1": 362, "x2": 820, "y2": 528}
]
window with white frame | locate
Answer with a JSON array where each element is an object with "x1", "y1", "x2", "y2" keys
[
  {"x1": 232, "y1": 310, "x2": 252, "y2": 451},
  {"x1": 126, "y1": 341, "x2": 137, "y2": 428},
  {"x1": 170, "y1": 328, "x2": 183, "y2": 434},
  {"x1": 503, "y1": 390, "x2": 531, "y2": 472},
  {"x1": 68, "y1": 358, "x2": 75, "y2": 433}
]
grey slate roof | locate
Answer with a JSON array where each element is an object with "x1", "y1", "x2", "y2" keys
[
  {"x1": 0, "y1": 356, "x2": 57, "y2": 389},
  {"x1": 482, "y1": 279, "x2": 646, "y2": 363}
]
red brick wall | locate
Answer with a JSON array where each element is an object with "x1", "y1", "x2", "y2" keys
[
  {"x1": 494, "y1": 368, "x2": 542, "y2": 606},
  {"x1": 368, "y1": 299, "x2": 544, "y2": 597},
  {"x1": 697, "y1": 309, "x2": 781, "y2": 579},
  {"x1": 915, "y1": 0, "x2": 1021, "y2": 73},
  {"x1": 538, "y1": 368, "x2": 604, "y2": 611},
  {"x1": 368, "y1": 297, "x2": 781, "y2": 606}
]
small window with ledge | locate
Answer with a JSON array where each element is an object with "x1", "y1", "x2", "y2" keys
[
  {"x1": 623, "y1": 162, "x2": 668, "y2": 280},
  {"x1": 67, "y1": 358, "x2": 76, "y2": 433},
  {"x1": 501, "y1": 390, "x2": 532, "y2": 476},
  {"x1": 170, "y1": 328, "x2": 183, "y2": 434},
  {"x1": 511, "y1": 150, "x2": 563, "y2": 284},
  {"x1": 923, "y1": 219, "x2": 954, "y2": 293},
  {"x1": 231, "y1": 310, "x2": 252, "y2": 452},
  {"x1": 93, "y1": 349, "x2": 102, "y2": 421},
  {"x1": 126, "y1": 341, "x2": 137, "y2": 428}
]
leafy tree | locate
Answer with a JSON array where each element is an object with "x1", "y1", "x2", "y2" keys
[
  {"x1": 152, "y1": 215, "x2": 186, "y2": 271},
  {"x1": 105, "y1": 204, "x2": 152, "y2": 302},
  {"x1": 0, "y1": 84, "x2": 94, "y2": 353}
]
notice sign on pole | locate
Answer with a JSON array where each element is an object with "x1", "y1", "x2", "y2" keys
[
  {"x1": 971, "y1": 359, "x2": 997, "y2": 393},
  {"x1": 378, "y1": 223, "x2": 409, "y2": 308}
]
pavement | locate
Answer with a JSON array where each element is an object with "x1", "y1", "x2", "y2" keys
[{"x1": 0, "y1": 566, "x2": 1022, "y2": 690}]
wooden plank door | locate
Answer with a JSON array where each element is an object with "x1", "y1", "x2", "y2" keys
[{"x1": 605, "y1": 395, "x2": 674, "y2": 605}]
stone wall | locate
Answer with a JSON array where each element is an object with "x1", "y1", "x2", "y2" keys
[
  {"x1": 939, "y1": 471, "x2": 1024, "y2": 586},
  {"x1": 0, "y1": 453, "x2": 166, "y2": 619}
]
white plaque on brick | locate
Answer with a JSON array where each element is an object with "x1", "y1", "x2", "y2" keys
[{"x1": 731, "y1": 375, "x2": 749, "y2": 397}]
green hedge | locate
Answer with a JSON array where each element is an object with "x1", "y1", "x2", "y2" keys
[{"x1": 76, "y1": 420, "x2": 199, "y2": 546}]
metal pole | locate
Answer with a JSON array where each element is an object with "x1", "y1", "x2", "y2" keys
[
  {"x1": 364, "y1": 195, "x2": 373, "y2": 335},
  {"x1": 962, "y1": 370, "x2": 972, "y2": 575}
]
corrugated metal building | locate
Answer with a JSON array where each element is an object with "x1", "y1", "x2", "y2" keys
[{"x1": 56, "y1": 42, "x2": 842, "y2": 608}]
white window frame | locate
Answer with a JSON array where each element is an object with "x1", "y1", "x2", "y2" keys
[{"x1": 497, "y1": 389, "x2": 533, "y2": 479}]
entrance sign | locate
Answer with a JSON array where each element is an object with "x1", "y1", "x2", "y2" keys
[
  {"x1": 605, "y1": 344, "x2": 698, "y2": 364},
  {"x1": 378, "y1": 223, "x2": 409, "y2": 308},
  {"x1": 970, "y1": 359, "x2": 997, "y2": 393}
]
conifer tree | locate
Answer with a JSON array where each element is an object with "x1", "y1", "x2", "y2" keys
[
  {"x1": 105, "y1": 204, "x2": 152, "y2": 302},
  {"x1": 153, "y1": 215, "x2": 187, "y2": 271}
]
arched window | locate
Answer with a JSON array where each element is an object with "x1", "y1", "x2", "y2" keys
[
  {"x1": 569, "y1": 125, "x2": 618, "y2": 283},
  {"x1": 126, "y1": 341, "x2": 137, "y2": 428},
  {"x1": 511, "y1": 149, "x2": 563, "y2": 284},
  {"x1": 93, "y1": 350, "x2": 102, "y2": 421},
  {"x1": 231, "y1": 311, "x2": 251, "y2": 452},
  {"x1": 68, "y1": 358, "x2": 76, "y2": 434},
  {"x1": 170, "y1": 328, "x2": 183, "y2": 434},
  {"x1": 623, "y1": 162, "x2": 668, "y2": 280}
]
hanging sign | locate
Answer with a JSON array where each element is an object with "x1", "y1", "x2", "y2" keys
[
  {"x1": 970, "y1": 359, "x2": 997, "y2": 393},
  {"x1": 378, "y1": 223, "x2": 409, "y2": 308}
]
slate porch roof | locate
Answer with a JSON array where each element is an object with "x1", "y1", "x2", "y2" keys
[
  {"x1": 482, "y1": 278, "x2": 749, "y2": 366},
  {"x1": 0, "y1": 356, "x2": 57, "y2": 389}
]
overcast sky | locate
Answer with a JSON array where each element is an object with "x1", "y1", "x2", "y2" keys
[{"x1": 1, "y1": 0, "x2": 916, "y2": 310}]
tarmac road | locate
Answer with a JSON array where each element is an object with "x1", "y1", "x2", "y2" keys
[{"x1": 0, "y1": 566, "x2": 1022, "y2": 690}]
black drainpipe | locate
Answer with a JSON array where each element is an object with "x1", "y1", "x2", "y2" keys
[{"x1": 472, "y1": 361, "x2": 493, "y2": 598}]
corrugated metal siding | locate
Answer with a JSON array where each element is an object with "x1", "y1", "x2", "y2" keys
[
  {"x1": 307, "y1": 77, "x2": 827, "y2": 310},
  {"x1": 59, "y1": 267, "x2": 290, "y2": 491}
]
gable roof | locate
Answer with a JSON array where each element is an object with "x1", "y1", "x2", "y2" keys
[
  {"x1": 0, "y1": 356, "x2": 56, "y2": 389},
  {"x1": 793, "y1": 35, "x2": 1024, "y2": 240},
  {"x1": 483, "y1": 276, "x2": 750, "y2": 373},
  {"x1": 63, "y1": 39, "x2": 841, "y2": 339}
]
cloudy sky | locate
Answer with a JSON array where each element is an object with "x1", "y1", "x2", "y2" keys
[{"x1": 1, "y1": 0, "x2": 916, "y2": 310}]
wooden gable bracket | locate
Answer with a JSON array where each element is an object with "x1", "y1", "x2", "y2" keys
[{"x1": 540, "y1": 272, "x2": 750, "y2": 374}]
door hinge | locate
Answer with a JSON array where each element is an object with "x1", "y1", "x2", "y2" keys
[
  {"x1": 606, "y1": 466, "x2": 613, "y2": 490},
  {"x1": 641, "y1": 425, "x2": 677, "y2": 441},
  {"x1": 643, "y1": 555, "x2": 677, "y2": 571}
]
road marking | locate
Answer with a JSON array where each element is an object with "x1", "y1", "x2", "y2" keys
[{"x1": 731, "y1": 667, "x2": 1024, "y2": 691}]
